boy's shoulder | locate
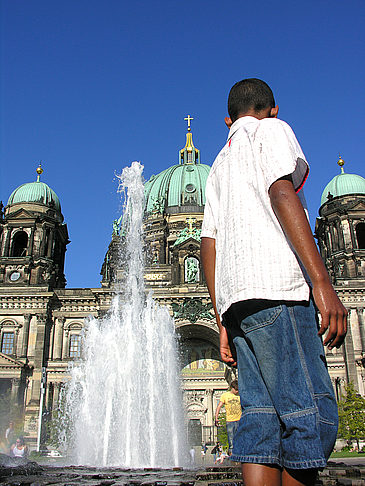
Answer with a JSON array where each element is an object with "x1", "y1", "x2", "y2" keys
[{"x1": 258, "y1": 117, "x2": 294, "y2": 135}]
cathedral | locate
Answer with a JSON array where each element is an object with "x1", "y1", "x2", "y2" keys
[{"x1": 0, "y1": 120, "x2": 364, "y2": 450}]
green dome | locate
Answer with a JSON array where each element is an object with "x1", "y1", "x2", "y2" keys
[
  {"x1": 145, "y1": 162, "x2": 211, "y2": 212},
  {"x1": 321, "y1": 159, "x2": 365, "y2": 206},
  {"x1": 144, "y1": 127, "x2": 211, "y2": 213},
  {"x1": 8, "y1": 181, "x2": 61, "y2": 211}
]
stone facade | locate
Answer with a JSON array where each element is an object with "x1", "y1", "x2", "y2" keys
[
  {"x1": 315, "y1": 192, "x2": 365, "y2": 399},
  {"x1": 0, "y1": 142, "x2": 364, "y2": 451}
]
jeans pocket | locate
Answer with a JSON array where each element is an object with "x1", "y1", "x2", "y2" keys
[
  {"x1": 314, "y1": 392, "x2": 338, "y2": 458},
  {"x1": 314, "y1": 393, "x2": 338, "y2": 427},
  {"x1": 240, "y1": 305, "x2": 283, "y2": 334}
]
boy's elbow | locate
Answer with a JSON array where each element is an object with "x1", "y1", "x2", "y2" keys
[{"x1": 269, "y1": 178, "x2": 295, "y2": 210}]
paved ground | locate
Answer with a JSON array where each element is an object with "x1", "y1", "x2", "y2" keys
[
  {"x1": 1, "y1": 464, "x2": 365, "y2": 485},
  {"x1": 2, "y1": 458, "x2": 365, "y2": 485},
  {"x1": 329, "y1": 457, "x2": 365, "y2": 466}
]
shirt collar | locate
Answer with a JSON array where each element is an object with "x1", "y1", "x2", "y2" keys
[{"x1": 227, "y1": 116, "x2": 259, "y2": 141}]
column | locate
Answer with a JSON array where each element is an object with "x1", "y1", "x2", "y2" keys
[
  {"x1": 4, "y1": 228, "x2": 11, "y2": 256},
  {"x1": 357, "y1": 308, "x2": 365, "y2": 353},
  {"x1": 21, "y1": 314, "x2": 32, "y2": 357},
  {"x1": 343, "y1": 310, "x2": 359, "y2": 388},
  {"x1": 206, "y1": 388, "x2": 214, "y2": 425},
  {"x1": 62, "y1": 328, "x2": 69, "y2": 360},
  {"x1": 54, "y1": 317, "x2": 65, "y2": 360},
  {"x1": 53, "y1": 383, "x2": 63, "y2": 411},
  {"x1": 29, "y1": 314, "x2": 47, "y2": 403},
  {"x1": 47, "y1": 230, "x2": 54, "y2": 258},
  {"x1": 39, "y1": 225, "x2": 47, "y2": 256},
  {"x1": 10, "y1": 378, "x2": 21, "y2": 405},
  {"x1": 28, "y1": 225, "x2": 36, "y2": 256}
]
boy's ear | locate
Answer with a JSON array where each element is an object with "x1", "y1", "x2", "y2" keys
[
  {"x1": 270, "y1": 105, "x2": 279, "y2": 118},
  {"x1": 225, "y1": 117, "x2": 233, "y2": 128}
]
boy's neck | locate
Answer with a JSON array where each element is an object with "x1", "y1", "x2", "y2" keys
[
  {"x1": 237, "y1": 105, "x2": 278, "y2": 120},
  {"x1": 225, "y1": 105, "x2": 278, "y2": 129}
]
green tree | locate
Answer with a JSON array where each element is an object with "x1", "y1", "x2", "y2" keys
[
  {"x1": 217, "y1": 412, "x2": 228, "y2": 451},
  {"x1": 338, "y1": 382, "x2": 365, "y2": 450}
]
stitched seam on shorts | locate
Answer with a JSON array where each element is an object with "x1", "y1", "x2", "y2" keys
[
  {"x1": 230, "y1": 454, "x2": 281, "y2": 464},
  {"x1": 319, "y1": 417, "x2": 336, "y2": 425},
  {"x1": 280, "y1": 407, "x2": 317, "y2": 419},
  {"x1": 240, "y1": 305, "x2": 283, "y2": 333},
  {"x1": 241, "y1": 407, "x2": 277, "y2": 415},
  {"x1": 314, "y1": 392, "x2": 332, "y2": 398}
]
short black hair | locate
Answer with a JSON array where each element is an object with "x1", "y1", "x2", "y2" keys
[
  {"x1": 230, "y1": 379, "x2": 238, "y2": 390},
  {"x1": 228, "y1": 78, "x2": 275, "y2": 122}
]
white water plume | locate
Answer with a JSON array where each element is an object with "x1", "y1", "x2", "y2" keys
[{"x1": 61, "y1": 161, "x2": 187, "y2": 467}]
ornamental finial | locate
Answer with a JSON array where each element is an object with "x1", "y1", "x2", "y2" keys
[
  {"x1": 338, "y1": 155, "x2": 345, "y2": 174},
  {"x1": 36, "y1": 162, "x2": 43, "y2": 182}
]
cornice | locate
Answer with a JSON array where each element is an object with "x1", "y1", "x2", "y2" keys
[{"x1": 0, "y1": 294, "x2": 52, "y2": 310}]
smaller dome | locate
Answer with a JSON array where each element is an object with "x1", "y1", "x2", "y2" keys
[
  {"x1": 8, "y1": 181, "x2": 61, "y2": 211},
  {"x1": 320, "y1": 157, "x2": 365, "y2": 206}
]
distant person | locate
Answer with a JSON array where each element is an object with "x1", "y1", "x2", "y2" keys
[
  {"x1": 11, "y1": 437, "x2": 28, "y2": 458},
  {"x1": 215, "y1": 380, "x2": 241, "y2": 454},
  {"x1": 201, "y1": 77, "x2": 347, "y2": 485},
  {"x1": 189, "y1": 446, "x2": 195, "y2": 465},
  {"x1": 216, "y1": 450, "x2": 229, "y2": 465},
  {"x1": 5, "y1": 422, "x2": 15, "y2": 452},
  {"x1": 211, "y1": 441, "x2": 222, "y2": 463},
  {"x1": 201, "y1": 442, "x2": 207, "y2": 463}
]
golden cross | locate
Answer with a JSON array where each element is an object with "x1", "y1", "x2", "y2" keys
[
  {"x1": 184, "y1": 115, "x2": 194, "y2": 131},
  {"x1": 186, "y1": 217, "x2": 196, "y2": 235}
]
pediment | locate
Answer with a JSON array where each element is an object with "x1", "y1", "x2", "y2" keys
[
  {"x1": 0, "y1": 352, "x2": 24, "y2": 368},
  {"x1": 173, "y1": 237, "x2": 200, "y2": 251},
  {"x1": 5, "y1": 208, "x2": 36, "y2": 220},
  {"x1": 349, "y1": 201, "x2": 365, "y2": 212}
]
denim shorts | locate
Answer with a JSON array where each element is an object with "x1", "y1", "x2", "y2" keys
[{"x1": 226, "y1": 299, "x2": 338, "y2": 469}]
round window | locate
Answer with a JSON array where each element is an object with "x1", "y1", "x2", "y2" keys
[
  {"x1": 185, "y1": 184, "x2": 196, "y2": 193},
  {"x1": 10, "y1": 271, "x2": 21, "y2": 282}
]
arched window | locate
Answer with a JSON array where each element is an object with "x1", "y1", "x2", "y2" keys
[
  {"x1": 69, "y1": 334, "x2": 82, "y2": 358},
  {"x1": 355, "y1": 223, "x2": 365, "y2": 249},
  {"x1": 11, "y1": 231, "x2": 28, "y2": 257},
  {"x1": 1, "y1": 332, "x2": 15, "y2": 354}
]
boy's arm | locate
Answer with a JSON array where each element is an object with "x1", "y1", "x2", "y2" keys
[
  {"x1": 215, "y1": 400, "x2": 224, "y2": 425},
  {"x1": 200, "y1": 237, "x2": 237, "y2": 365},
  {"x1": 269, "y1": 177, "x2": 347, "y2": 349}
]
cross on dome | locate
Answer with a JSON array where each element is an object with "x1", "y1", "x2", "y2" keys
[{"x1": 184, "y1": 115, "x2": 194, "y2": 132}]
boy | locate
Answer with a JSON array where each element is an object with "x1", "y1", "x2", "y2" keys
[
  {"x1": 215, "y1": 380, "x2": 241, "y2": 455},
  {"x1": 200, "y1": 79, "x2": 347, "y2": 486}
]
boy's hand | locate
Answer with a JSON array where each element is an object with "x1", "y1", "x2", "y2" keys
[
  {"x1": 219, "y1": 326, "x2": 237, "y2": 366},
  {"x1": 312, "y1": 280, "x2": 347, "y2": 349}
]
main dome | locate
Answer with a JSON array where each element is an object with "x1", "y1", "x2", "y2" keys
[
  {"x1": 144, "y1": 127, "x2": 210, "y2": 213},
  {"x1": 320, "y1": 157, "x2": 365, "y2": 206},
  {"x1": 7, "y1": 166, "x2": 61, "y2": 212},
  {"x1": 145, "y1": 163, "x2": 210, "y2": 212}
]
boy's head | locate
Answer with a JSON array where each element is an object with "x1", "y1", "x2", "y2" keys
[
  {"x1": 227, "y1": 78, "x2": 278, "y2": 124},
  {"x1": 230, "y1": 380, "x2": 239, "y2": 393}
]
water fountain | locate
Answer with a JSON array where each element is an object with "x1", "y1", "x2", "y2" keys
[{"x1": 60, "y1": 162, "x2": 187, "y2": 468}]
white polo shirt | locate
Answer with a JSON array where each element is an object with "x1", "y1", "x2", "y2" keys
[{"x1": 201, "y1": 116, "x2": 311, "y2": 318}]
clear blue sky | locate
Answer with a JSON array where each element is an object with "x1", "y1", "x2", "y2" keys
[{"x1": 1, "y1": 0, "x2": 364, "y2": 288}]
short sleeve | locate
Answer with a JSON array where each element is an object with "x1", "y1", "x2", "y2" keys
[
  {"x1": 201, "y1": 173, "x2": 218, "y2": 239},
  {"x1": 257, "y1": 119, "x2": 309, "y2": 193}
]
